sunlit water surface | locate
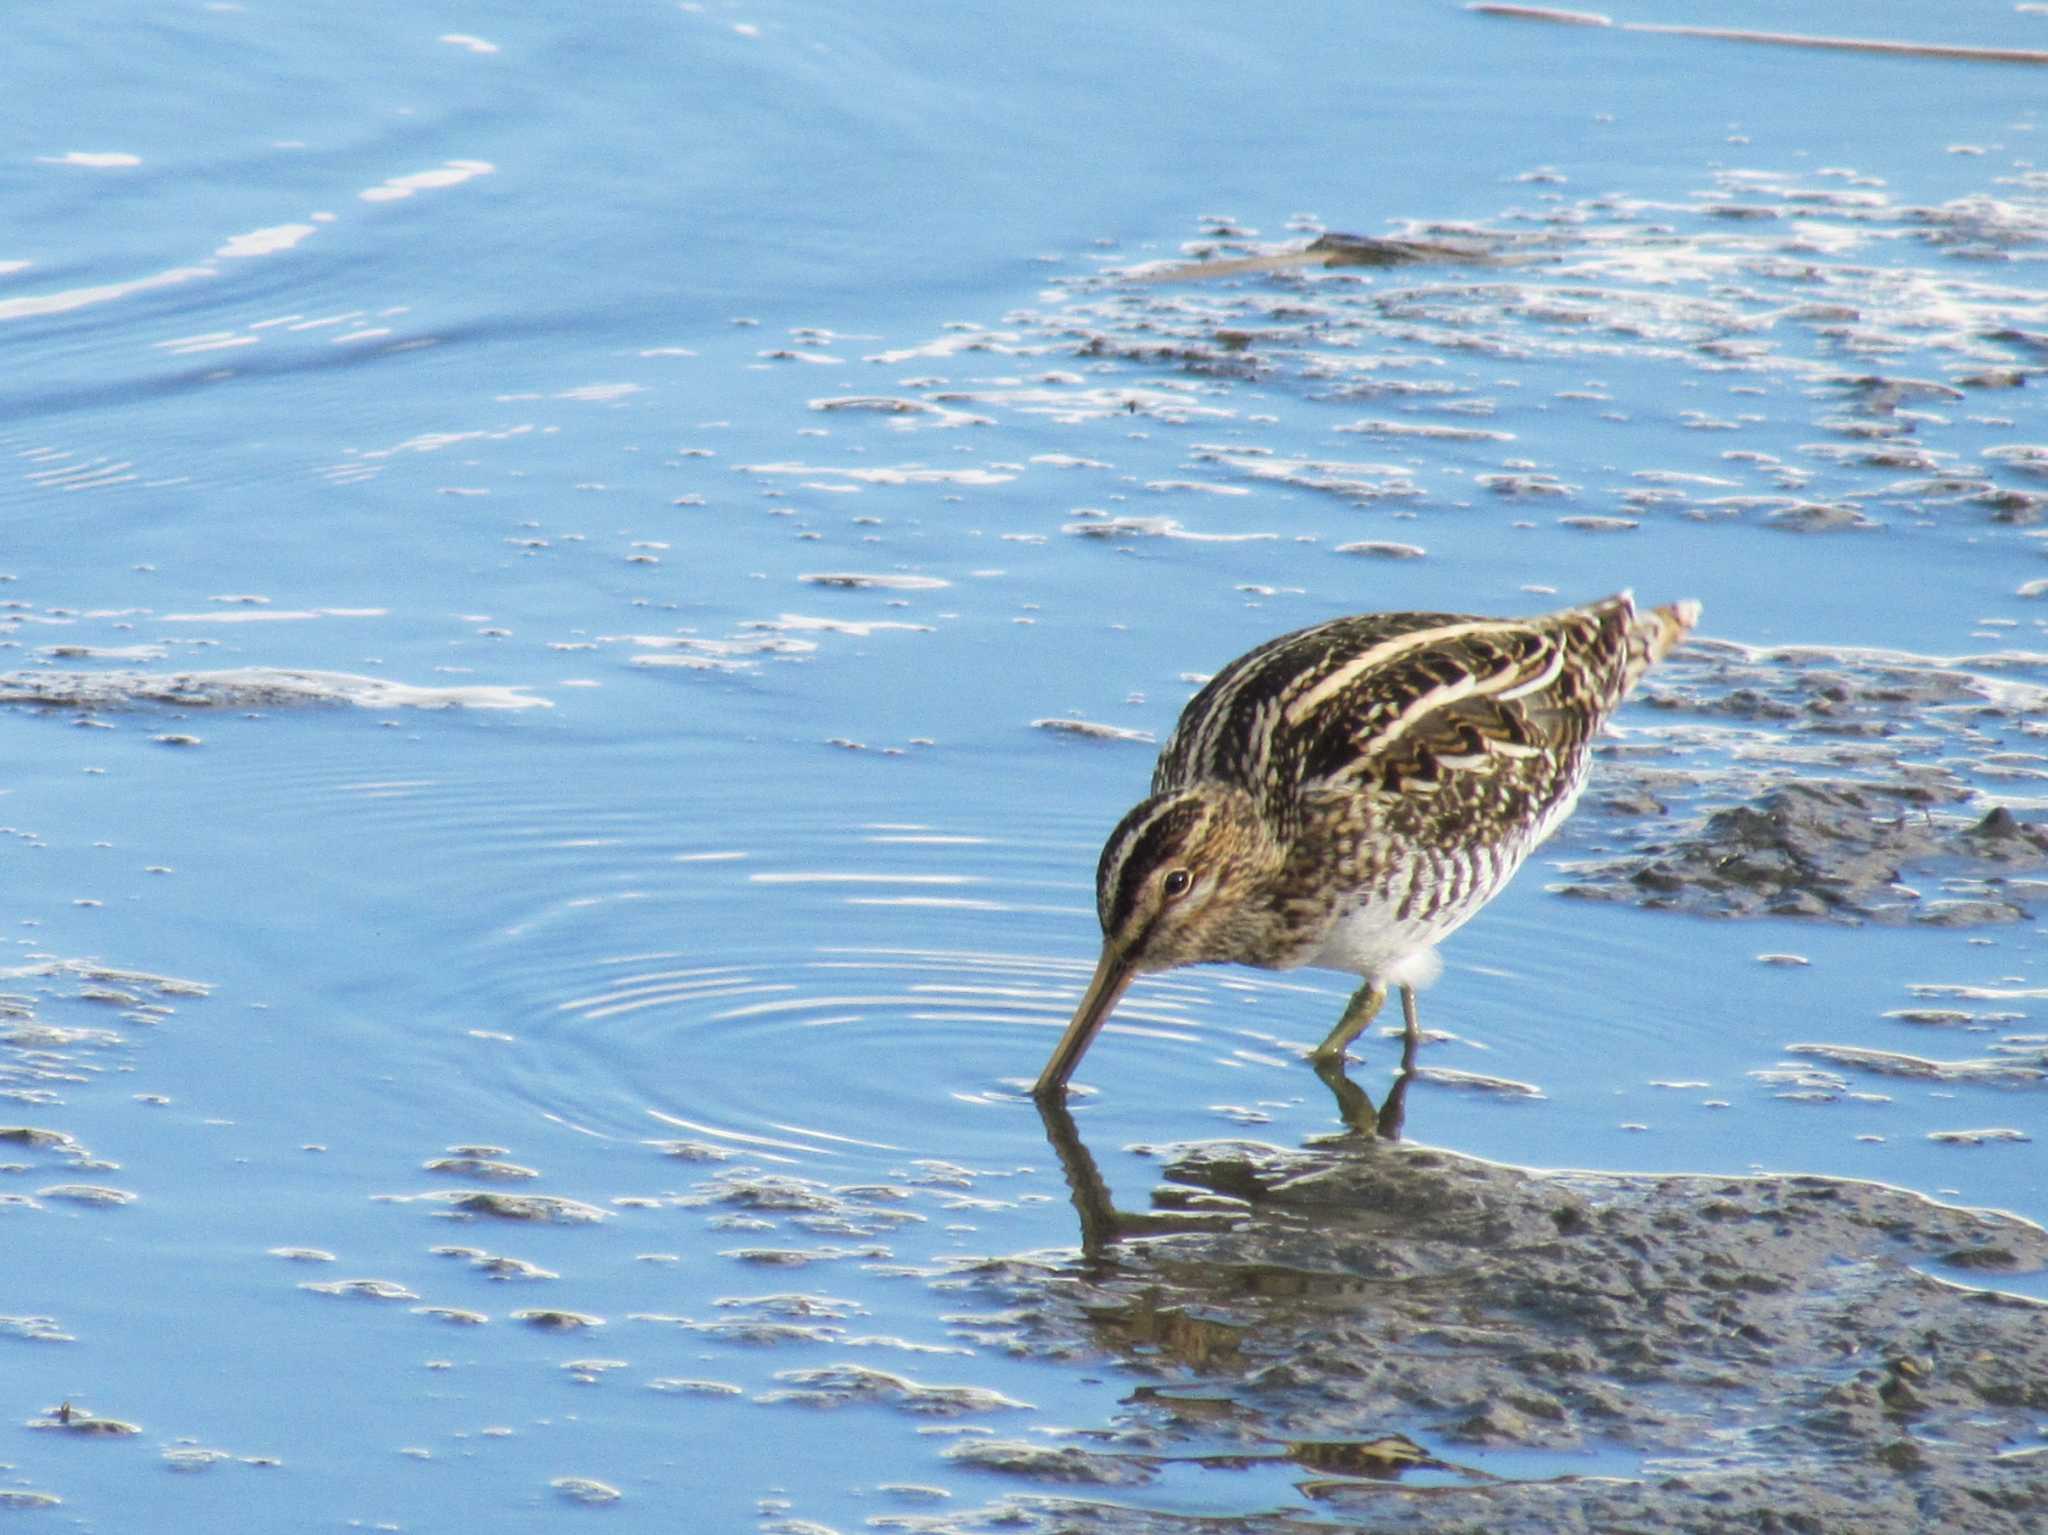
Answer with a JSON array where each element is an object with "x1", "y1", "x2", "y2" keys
[{"x1": 5, "y1": 2, "x2": 2047, "y2": 1528}]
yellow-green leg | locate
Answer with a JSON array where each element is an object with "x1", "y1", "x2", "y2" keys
[
  {"x1": 1311, "y1": 981, "x2": 1385, "y2": 1062},
  {"x1": 1312, "y1": 981, "x2": 1423, "y2": 1064}
]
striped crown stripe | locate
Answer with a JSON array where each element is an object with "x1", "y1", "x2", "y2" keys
[{"x1": 1097, "y1": 792, "x2": 1205, "y2": 935}]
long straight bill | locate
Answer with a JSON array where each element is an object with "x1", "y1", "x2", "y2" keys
[{"x1": 1032, "y1": 946, "x2": 1135, "y2": 1098}]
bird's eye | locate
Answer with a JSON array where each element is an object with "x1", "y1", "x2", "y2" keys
[{"x1": 1162, "y1": 868, "x2": 1193, "y2": 899}]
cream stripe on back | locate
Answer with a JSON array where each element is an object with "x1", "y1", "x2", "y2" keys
[
  {"x1": 1494, "y1": 640, "x2": 1566, "y2": 700},
  {"x1": 1280, "y1": 618, "x2": 1514, "y2": 729}
]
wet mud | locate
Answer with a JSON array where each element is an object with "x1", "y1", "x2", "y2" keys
[
  {"x1": 1567, "y1": 780, "x2": 2048, "y2": 924},
  {"x1": 1560, "y1": 639, "x2": 2048, "y2": 926},
  {"x1": 956, "y1": 1108, "x2": 2048, "y2": 1533}
]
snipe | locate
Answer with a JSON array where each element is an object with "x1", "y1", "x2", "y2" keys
[{"x1": 1033, "y1": 592, "x2": 1699, "y2": 1098}]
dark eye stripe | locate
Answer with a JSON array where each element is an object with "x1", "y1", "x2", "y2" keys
[{"x1": 1098, "y1": 796, "x2": 1205, "y2": 937}]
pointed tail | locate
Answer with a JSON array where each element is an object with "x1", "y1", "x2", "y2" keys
[{"x1": 1621, "y1": 596, "x2": 1700, "y2": 691}]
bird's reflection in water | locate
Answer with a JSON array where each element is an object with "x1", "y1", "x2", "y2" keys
[
  {"x1": 1314, "y1": 1022, "x2": 1417, "y2": 1141},
  {"x1": 1035, "y1": 1038, "x2": 1417, "y2": 1264}
]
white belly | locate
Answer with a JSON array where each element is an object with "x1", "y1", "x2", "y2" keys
[
  {"x1": 1298, "y1": 904, "x2": 1449, "y2": 991},
  {"x1": 1288, "y1": 821, "x2": 1557, "y2": 989}
]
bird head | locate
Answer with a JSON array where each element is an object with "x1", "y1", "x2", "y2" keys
[{"x1": 1032, "y1": 784, "x2": 1268, "y2": 1096}]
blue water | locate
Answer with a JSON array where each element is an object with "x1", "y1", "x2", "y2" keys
[{"x1": 5, "y1": 3, "x2": 2047, "y2": 1528}]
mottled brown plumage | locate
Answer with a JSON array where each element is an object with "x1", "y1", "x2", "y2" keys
[{"x1": 1033, "y1": 592, "x2": 1699, "y2": 1099}]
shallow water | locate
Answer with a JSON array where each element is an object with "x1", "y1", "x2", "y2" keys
[{"x1": 5, "y1": 2, "x2": 2047, "y2": 1527}]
